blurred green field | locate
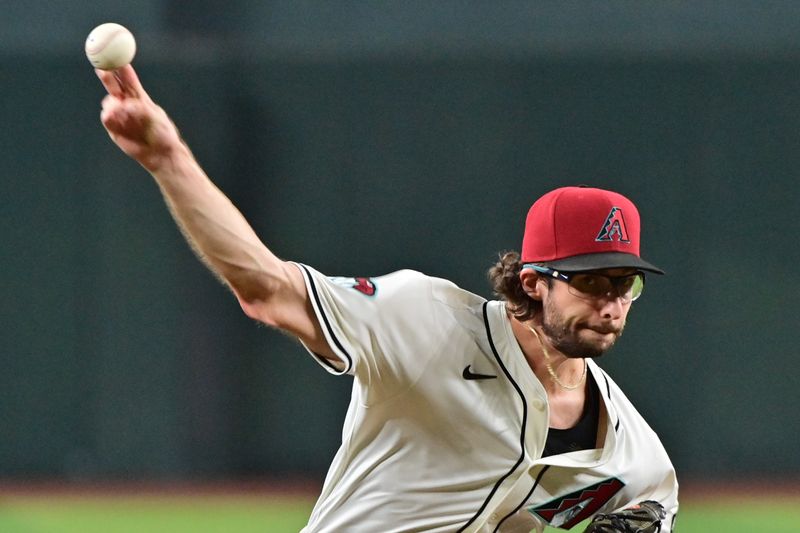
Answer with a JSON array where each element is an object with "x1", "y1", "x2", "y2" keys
[
  {"x1": 0, "y1": 494, "x2": 312, "y2": 533},
  {"x1": 0, "y1": 492, "x2": 798, "y2": 532}
]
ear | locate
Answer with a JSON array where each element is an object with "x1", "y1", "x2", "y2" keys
[{"x1": 519, "y1": 268, "x2": 546, "y2": 301}]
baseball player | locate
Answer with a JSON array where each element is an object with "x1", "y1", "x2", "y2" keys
[{"x1": 95, "y1": 65, "x2": 678, "y2": 532}]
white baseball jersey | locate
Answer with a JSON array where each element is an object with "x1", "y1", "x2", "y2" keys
[{"x1": 296, "y1": 264, "x2": 678, "y2": 533}]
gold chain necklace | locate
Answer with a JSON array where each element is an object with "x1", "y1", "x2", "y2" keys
[{"x1": 526, "y1": 324, "x2": 587, "y2": 391}]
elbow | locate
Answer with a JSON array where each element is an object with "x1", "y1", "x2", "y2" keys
[
  {"x1": 238, "y1": 295, "x2": 266, "y2": 321},
  {"x1": 231, "y1": 274, "x2": 283, "y2": 327},
  {"x1": 236, "y1": 288, "x2": 281, "y2": 327},
  {"x1": 228, "y1": 262, "x2": 305, "y2": 331}
]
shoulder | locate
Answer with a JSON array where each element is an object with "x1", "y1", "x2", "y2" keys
[
  {"x1": 300, "y1": 264, "x2": 485, "y2": 308},
  {"x1": 315, "y1": 269, "x2": 436, "y2": 310},
  {"x1": 428, "y1": 274, "x2": 488, "y2": 310},
  {"x1": 300, "y1": 265, "x2": 490, "y2": 347},
  {"x1": 589, "y1": 361, "x2": 633, "y2": 408},
  {"x1": 388, "y1": 270, "x2": 489, "y2": 324},
  {"x1": 591, "y1": 361, "x2": 669, "y2": 448}
]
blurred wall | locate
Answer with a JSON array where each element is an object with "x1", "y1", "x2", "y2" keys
[{"x1": 1, "y1": 2, "x2": 799, "y2": 483}]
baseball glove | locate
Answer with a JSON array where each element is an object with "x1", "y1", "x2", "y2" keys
[{"x1": 582, "y1": 500, "x2": 666, "y2": 533}]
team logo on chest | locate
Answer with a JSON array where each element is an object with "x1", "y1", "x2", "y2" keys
[
  {"x1": 595, "y1": 207, "x2": 630, "y2": 243},
  {"x1": 528, "y1": 477, "x2": 625, "y2": 529}
]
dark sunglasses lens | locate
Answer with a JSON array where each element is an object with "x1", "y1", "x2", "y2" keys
[
  {"x1": 568, "y1": 274, "x2": 644, "y2": 301},
  {"x1": 569, "y1": 274, "x2": 610, "y2": 297}
]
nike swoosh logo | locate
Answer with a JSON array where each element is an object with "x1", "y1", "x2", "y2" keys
[{"x1": 462, "y1": 365, "x2": 497, "y2": 380}]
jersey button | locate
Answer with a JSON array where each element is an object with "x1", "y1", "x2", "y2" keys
[
  {"x1": 489, "y1": 512, "x2": 499, "y2": 523},
  {"x1": 531, "y1": 398, "x2": 546, "y2": 411}
]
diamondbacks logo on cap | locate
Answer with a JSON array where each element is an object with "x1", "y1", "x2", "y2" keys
[{"x1": 595, "y1": 207, "x2": 630, "y2": 243}]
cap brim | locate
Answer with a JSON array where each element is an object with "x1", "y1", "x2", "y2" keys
[{"x1": 543, "y1": 252, "x2": 665, "y2": 275}]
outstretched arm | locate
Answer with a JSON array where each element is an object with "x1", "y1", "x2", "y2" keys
[{"x1": 96, "y1": 65, "x2": 334, "y2": 359}]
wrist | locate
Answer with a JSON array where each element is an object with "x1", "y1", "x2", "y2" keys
[{"x1": 146, "y1": 138, "x2": 193, "y2": 176}]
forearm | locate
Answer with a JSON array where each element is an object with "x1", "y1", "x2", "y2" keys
[
  {"x1": 95, "y1": 65, "x2": 323, "y2": 343},
  {"x1": 150, "y1": 142, "x2": 287, "y2": 305}
]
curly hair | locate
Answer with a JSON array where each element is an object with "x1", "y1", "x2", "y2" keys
[{"x1": 487, "y1": 251, "x2": 545, "y2": 322}]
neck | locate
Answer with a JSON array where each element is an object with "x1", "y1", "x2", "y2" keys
[{"x1": 509, "y1": 314, "x2": 587, "y2": 394}]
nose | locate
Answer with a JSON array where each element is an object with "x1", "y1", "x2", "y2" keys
[{"x1": 599, "y1": 294, "x2": 626, "y2": 320}]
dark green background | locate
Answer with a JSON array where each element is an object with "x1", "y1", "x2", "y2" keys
[{"x1": 1, "y1": 2, "x2": 798, "y2": 484}]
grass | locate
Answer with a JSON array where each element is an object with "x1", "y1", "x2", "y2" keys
[
  {"x1": 674, "y1": 499, "x2": 800, "y2": 533},
  {"x1": 0, "y1": 495, "x2": 312, "y2": 533},
  {"x1": 0, "y1": 489, "x2": 798, "y2": 532}
]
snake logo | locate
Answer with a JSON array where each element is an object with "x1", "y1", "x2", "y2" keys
[
  {"x1": 353, "y1": 277, "x2": 376, "y2": 296},
  {"x1": 328, "y1": 276, "x2": 377, "y2": 296},
  {"x1": 595, "y1": 207, "x2": 630, "y2": 243}
]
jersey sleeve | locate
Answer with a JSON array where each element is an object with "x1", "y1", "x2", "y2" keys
[
  {"x1": 295, "y1": 263, "x2": 448, "y2": 402},
  {"x1": 655, "y1": 467, "x2": 679, "y2": 533},
  {"x1": 627, "y1": 441, "x2": 679, "y2": 532},
  {"x1": 591, "y1": 364, "x2": 680, "y2": 532},
  {"x1": 627, "y1": 410, "x2": 679, "y2": 531}
]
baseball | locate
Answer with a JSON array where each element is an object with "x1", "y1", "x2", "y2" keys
[{"x1": 85, "y1": 23, "x2": 136, "y2": 70}]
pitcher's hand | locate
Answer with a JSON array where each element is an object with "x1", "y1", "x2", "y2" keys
[{"x1": 96, "y1": 65, "x2": 185, "y2": 172}]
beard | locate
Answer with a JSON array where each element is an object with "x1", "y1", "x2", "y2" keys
[{"x1": 539, "y1": 298, "x2": 624, "y2": 359}]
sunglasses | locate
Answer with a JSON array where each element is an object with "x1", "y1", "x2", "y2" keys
[{"x1": 523, "y1": 264, "x2": 645, "y2": 303}]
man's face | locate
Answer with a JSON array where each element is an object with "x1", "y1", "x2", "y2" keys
[{"x1": 538, "y1": 269, "x2": 635, "y2": 359}]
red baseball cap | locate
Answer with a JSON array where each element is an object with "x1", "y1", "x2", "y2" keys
[{"x1": 521, "y1": 186, "x2": 664, "y2": 274}]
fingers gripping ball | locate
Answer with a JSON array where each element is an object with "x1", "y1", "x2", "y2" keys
[
  {"x1": 85, "y1": 23, "x2": 136, "y2": 70},
  {"x1": 583, "y1": 500, "x2": 667, "y2": 533}
]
